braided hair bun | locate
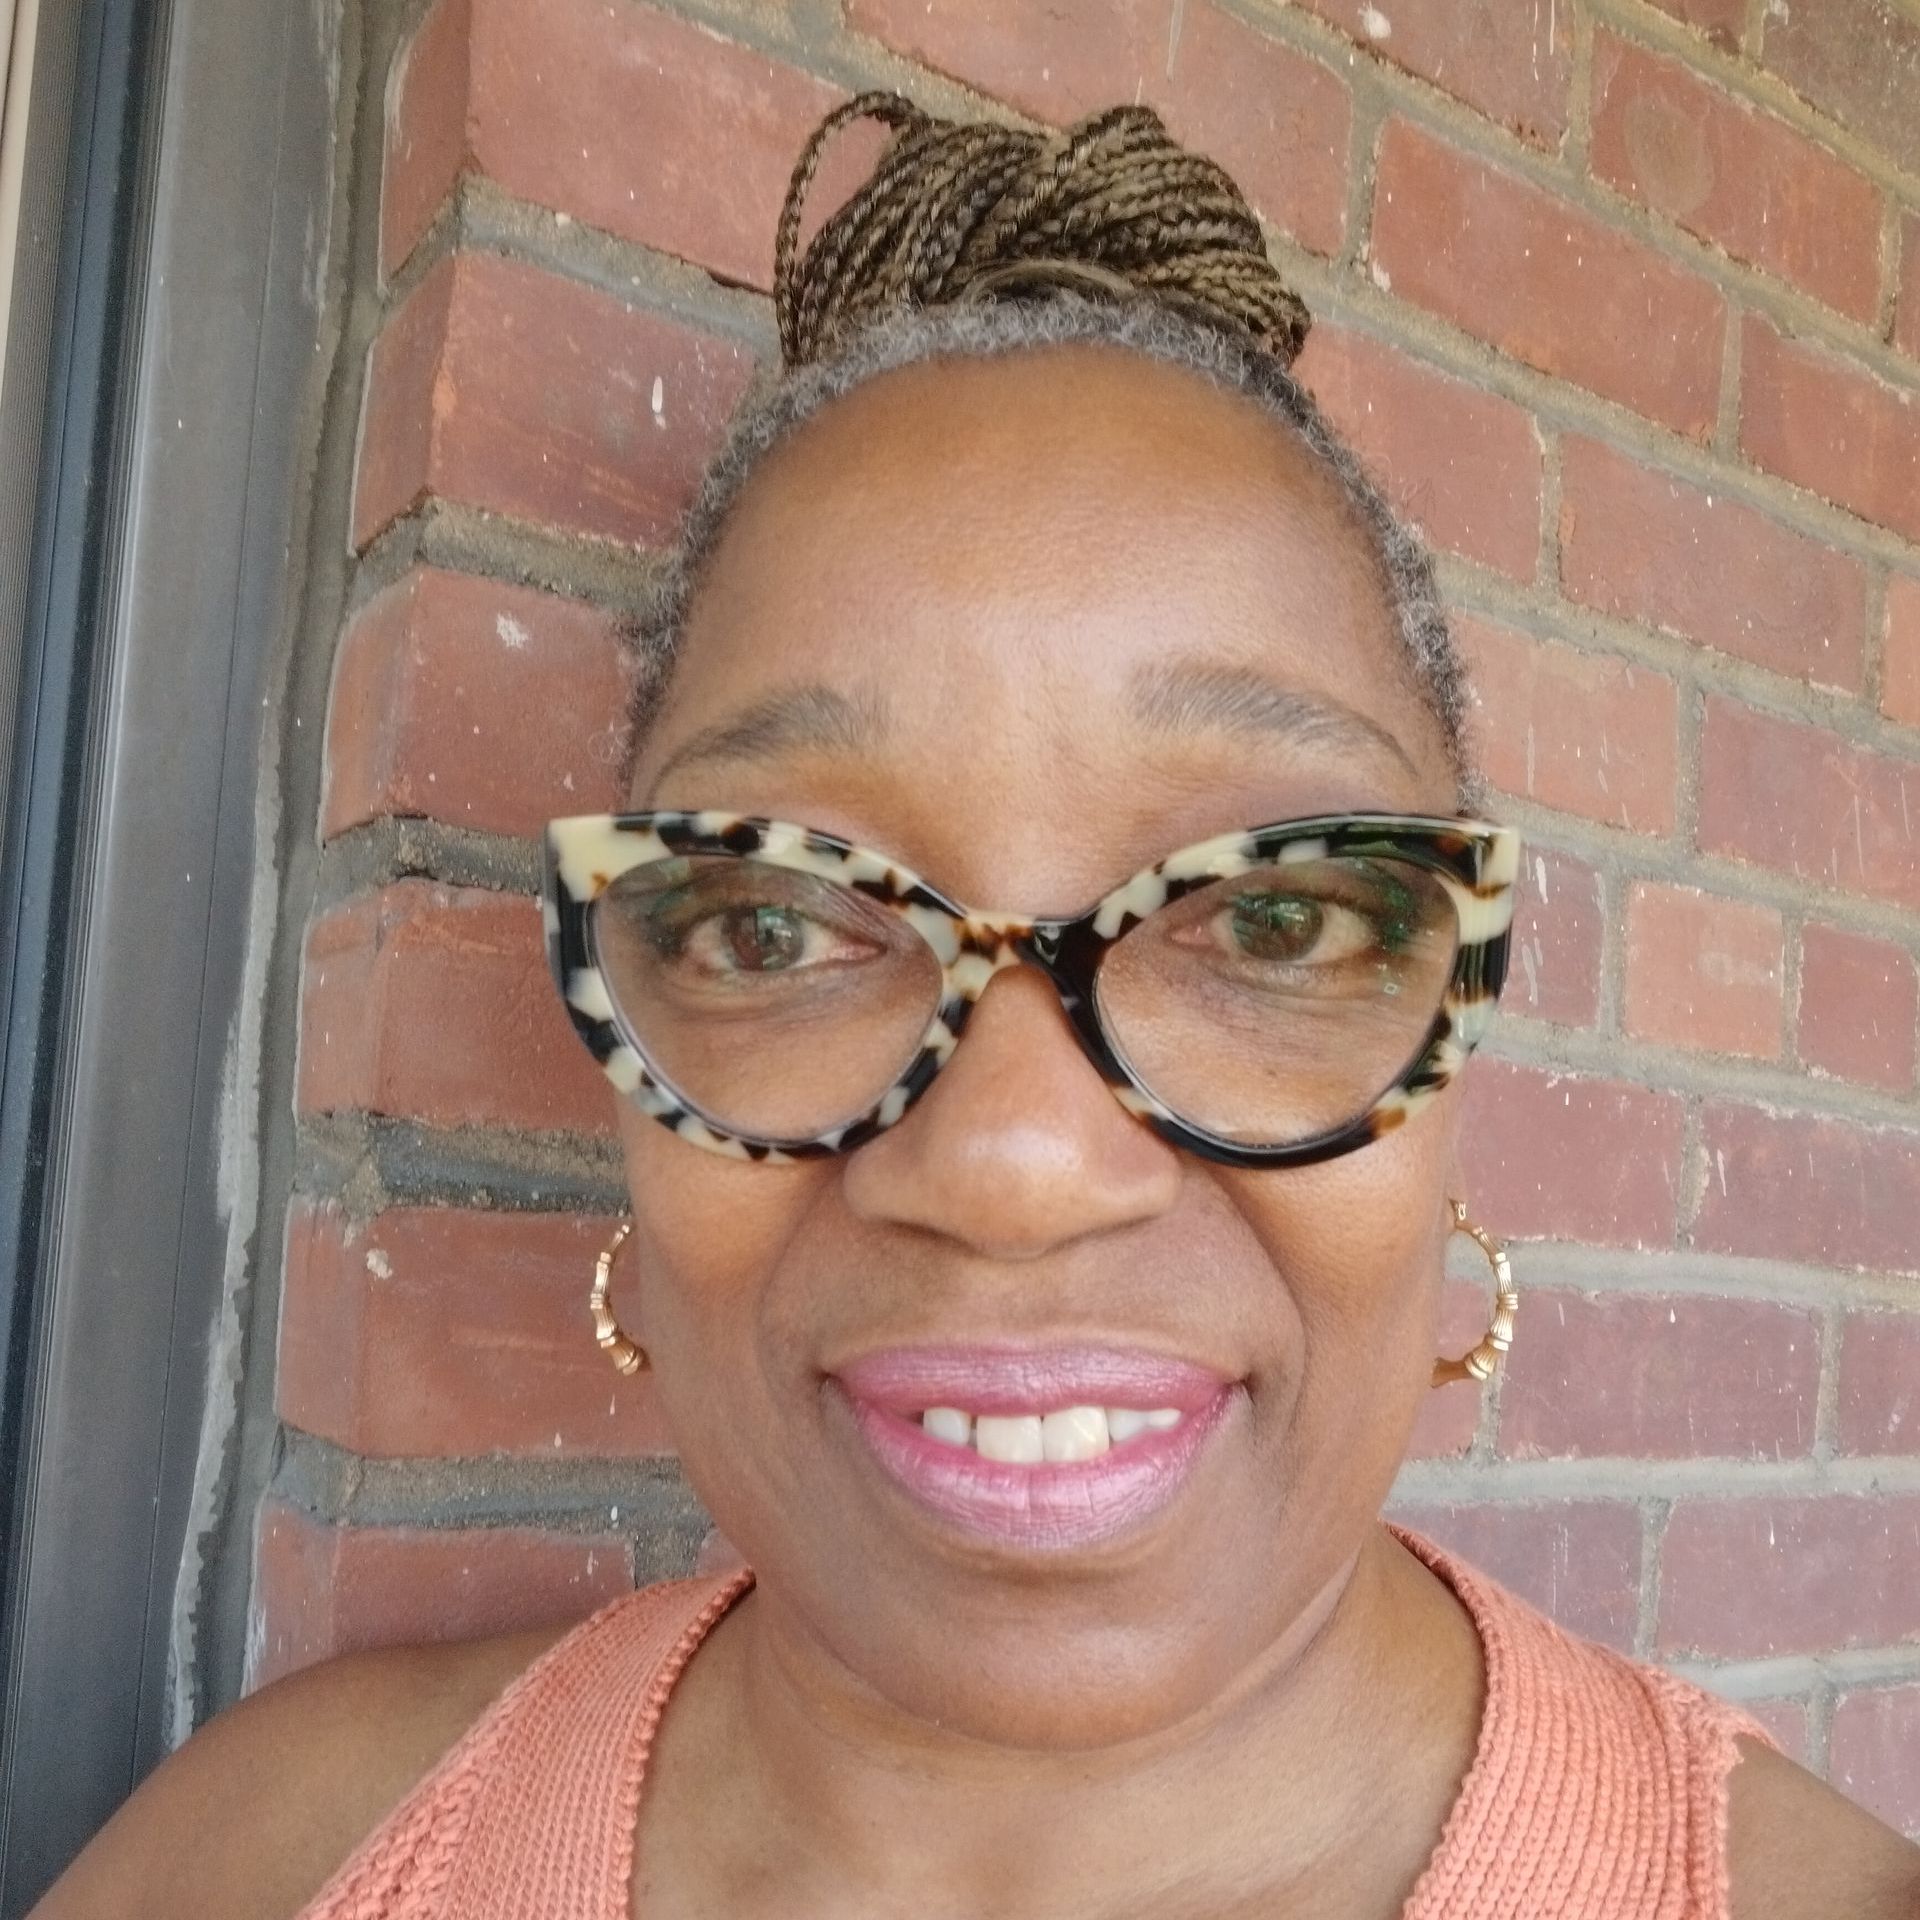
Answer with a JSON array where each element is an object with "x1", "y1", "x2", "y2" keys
[{"x1": 773, "y1": 91, "x2": 1313, "y2": 372}]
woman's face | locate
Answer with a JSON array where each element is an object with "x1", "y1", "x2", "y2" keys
[{"x1": 621, "y1": 343, "x2": 1465, "y2": 1747}]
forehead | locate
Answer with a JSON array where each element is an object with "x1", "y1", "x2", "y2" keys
[{"x1": 637, "y1": 344, "x2": 1455, "y2": 858}]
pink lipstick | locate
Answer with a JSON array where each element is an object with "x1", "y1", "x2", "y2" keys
[{"x1": 831, "y1": 1345, "x2": 1239, "y2": 1551}]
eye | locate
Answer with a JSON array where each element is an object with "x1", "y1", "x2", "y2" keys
[
  {"x1": 1155, "y1": 862, "x2": 1430, "y2": 980},
  {"x1": 1220, "y1": 891, "x2": 1376, "y2": 967},
  {"x1": 660, "y1": 899, "x2": 875, "y2": 977}
]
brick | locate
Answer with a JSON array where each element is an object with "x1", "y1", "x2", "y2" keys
[
  {"x1": 382, "y1": 0, "x2": 471, "y2": 278},
  {"x1": 353, "y1": 257, "x2": 453, "y2": 548},
  {"x1": 1796, "y1": 923, "x2": 1917, "y2": 1091},
  {"x1": 848, "y1": 0, "x2": 1160, "y2": 124},
  {"x1": 1497, "y1": 1292, "x2": 1818, "y2": 1460},
  {"x1": 844, "y1": 0, "x2": 1350, "y2": 255},
  {"x1": 1659, "y1": 1493, "x2": 1920, "y2": 1657},
  {"x1": 1694, "y1": 1103, "x2": 1920, "y2": 1276},
  {"x1": 1405, "y1": 1277, "x2": 1499, "y2": 1459},
  {"x1": 1899, "y1": 213, "x2": 1920, "y2": 362},
  {"x1": 352, "y1": 252, "x2": 754, "y2": 552},
  {"x1": 1645, "y1": 0, "x2": 1745, "y2": 52},
  {"x1": 1287, "y1": 0, "x2": 1571, "y2": 145},
  {"x1": 1697, "y1": 696, "x2": 1920, "y2": 912},
  {"x1": 1761, "y1": 0, "x2": 1920, "y2": 178},
  {"x1": 1623, "y1": 882, "x2": 1784, "y2": 1060},
  {"x1": 694, "y1": 1527, "x2": 748, "y2": 1576},
  {"x1": 1148, "y1": 3, "x2": 1351, "y2": 260},
  {"x1": 1590, "y1": 34, "x2": 1881, "y2": 323},
  {"x1": 1295, "y1": 325, "x2": 1543, "y2": 581},
  {"x1": 1459, "y1": 1061, "x2": 1685, "y2": 1248},
  {"x1": 1384, "y1": 1502, "x2": 1642, "y2": 1651},
  {"x1": 1557, "y1": 436, "x2": 1866, "y2": 690},
  {"x1": 250, "y1": 1501, "x2": 631, "y2": 1689},
  {"x1": 1663, "y1": 1500, "x2": 1920, "y2": 1662},
  {"x1": 1504, "y1": 846, "x2": 1603, "y2": 1028},
  {"x1": 324, "y1": 569, "x2": 633, "y2": 841},
  {"x1": 1740, "y1": 313, "x2": 1920, "y2": 544},
  {"x1": 1829, "y1": 1684, "x2": 1920, "y2": 1836},
  {"x1": 1836, "y1": 1313, "x2": 1920, "y2": 1454},
  {"x1": 277, "y1": 1202, "x2": 672, "y2": 1459},
  {"x1": 383, "y1": 0, "x2": 850, "y2": 286},
  {"x1": 1371, "y1": 119, "x2": 1725, "y2": 438},
  {"x1": 1724, "y1": 1693, "x2": 1810, "y2": 1762},
  {"x1": 1457, "y1": 615, "x2": 1679, "y2": 833},
  {"x1": 298, "y1": 881, "x2": 613, "y2": 1135},
  {"x1": 1882, "y1": 575, "x2": 1920, "y2": 729}
]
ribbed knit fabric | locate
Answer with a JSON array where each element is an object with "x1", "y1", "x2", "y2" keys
[{"x1": 292, "y1": 1527, "x2": 1780, "y2": 1919}]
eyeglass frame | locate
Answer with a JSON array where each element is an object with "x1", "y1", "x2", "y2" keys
[{"x1": 541, "y1": 808, "x2": 1521, "y2": 1170}]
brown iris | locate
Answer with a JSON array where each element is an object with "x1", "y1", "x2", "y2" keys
[{"x1": 722, "y1": 904, "x2": 807, "y2": 972}]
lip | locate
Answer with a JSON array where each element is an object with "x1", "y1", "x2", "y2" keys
[
  {"x1": 834, "y1": 1344, "x2": 1234, "y2": 1417},
  {"x1": 829, "y1": 1345, "x2": 1241, "y2": 1552}
]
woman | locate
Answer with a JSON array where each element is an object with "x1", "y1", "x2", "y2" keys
[{"x1": 38, "y1": 93, "x2": 1920, "y2": 1920}]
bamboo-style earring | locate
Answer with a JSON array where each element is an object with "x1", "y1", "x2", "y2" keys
[
  {"x1": 1431, "y1": 1198, "x2": 1518, "y2": 1387},
  {"x1": 589, "y1": 1220, "x2": 649, "y2": 1376}
]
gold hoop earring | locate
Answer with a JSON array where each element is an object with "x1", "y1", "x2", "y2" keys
[
  {"x1": 1431, "y1": 1199, "x2": 1517, "y2": 1388},
  {"x1": 589, "y1": 1220, "x2": 649, "y2": 1376}
]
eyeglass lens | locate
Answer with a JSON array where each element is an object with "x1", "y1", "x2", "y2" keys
[{"x1": 588, "y1": 852, "x2": 1459, "y2": 1147}]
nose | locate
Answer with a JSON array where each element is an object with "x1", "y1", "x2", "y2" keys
[{"x1": 840, "y1": 961, "x2": 1183, "y2": 1259}]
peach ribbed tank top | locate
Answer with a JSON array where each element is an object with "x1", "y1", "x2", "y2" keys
[{"x1": 293, "y1": 1526, "x2": 1780, "y2": 1919}]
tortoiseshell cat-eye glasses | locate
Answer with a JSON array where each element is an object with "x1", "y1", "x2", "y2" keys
[{"x1": 541, "y1": 810, "x2": 1521, "y2": 1169}]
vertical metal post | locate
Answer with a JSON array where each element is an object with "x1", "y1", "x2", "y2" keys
[{"x1": 0, "y1": 0, "x2": 335, "y2": 1903}]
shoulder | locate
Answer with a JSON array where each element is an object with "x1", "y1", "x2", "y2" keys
[
  {"x1": 1726, "y1": 1733, "x2": 1920, "y2": 1920},
  {"x1": 27, "y1": 1620, "x2": 570, "y2": 1920}
]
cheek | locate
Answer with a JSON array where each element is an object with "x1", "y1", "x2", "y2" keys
[
  {"x1": 1224, "y1": 1097, "x2": 1456, "y2": 1495},
  {"x1": 616, "y1": 1108, "x2": 796, "y2": 1312},
  {"x1": 613, "y1": 1109, "x2": 829, "y2": 1509}
]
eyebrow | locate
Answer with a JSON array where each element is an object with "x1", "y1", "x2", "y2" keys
[
  {"x1": 644, "y1": 684, "x2": 889, "y2": 793},
  {"x1": 1127, "y1": 660, "x2": 1421, "y2": 777},
  {"x1": 645, "y1": 659, "x2": 1420, "y2": 795}
]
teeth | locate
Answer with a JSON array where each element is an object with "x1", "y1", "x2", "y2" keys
[
  {"x1": 974, "y1": 1415, "x2": 1044, "y2": 1464},
  {"x1": 922, "y1": 1406, "x2": 972, "y2": 1449},
  {"x1": 918, "y1": 1405, "x2": 1185, "y2": 1457},
  {"x1": 1042, "y1": 1406, "x2": 1110, "y2": 1463}
]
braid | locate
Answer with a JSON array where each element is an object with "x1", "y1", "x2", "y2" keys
[{"x1": 774, "y1": 92, "x2": 1312, "y2": 370}]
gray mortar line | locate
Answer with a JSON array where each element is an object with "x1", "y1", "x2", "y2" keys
[
  {"x1": 311, "y1": 816, "x2": 543, "y2": 911},
  {"x1": 1393, "y1": 1456, "x2": 1920, "y2": 1500},
  {"x1": 1481, "y1": 1018, "x2": 1920, "y2": 1130},
  {"x1": 1635, "y1": 1497, "x2": 1669, "y2": 1661},
  {"x1": 291, "y1": 1118, "x2": 630, "y2": 1218}
]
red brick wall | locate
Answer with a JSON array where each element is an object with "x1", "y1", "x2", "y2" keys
[{"x1": 264, "y1": 0, "x2": 1920, "y2": 1832}]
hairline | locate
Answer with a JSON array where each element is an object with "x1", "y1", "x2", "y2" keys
[{"x1": 622, "y1": 294, "x2": 1478, "y2": 807}]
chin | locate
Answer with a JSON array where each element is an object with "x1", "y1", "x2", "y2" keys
[
  {"x1": 724, "y1": 1383, "x2": 1349, "y2": 1752},
  {"x1": 812, "y1": 1558, "x2": 1277, "y2": 1751}
]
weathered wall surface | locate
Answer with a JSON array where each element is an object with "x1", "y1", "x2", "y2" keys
[{"x1": 243, "y1": 0, "x2": 1920, "y2": 1834}]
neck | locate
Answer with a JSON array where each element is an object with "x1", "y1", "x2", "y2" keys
[{"x1": 639, "y1": 1526, "x2": 1484, "y2": 1920}]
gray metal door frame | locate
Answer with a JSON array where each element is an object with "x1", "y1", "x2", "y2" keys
[{"x1": 0, "y1": 0, "x2": 336, "y2": 1905}]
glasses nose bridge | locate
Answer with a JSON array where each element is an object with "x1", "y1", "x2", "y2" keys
[
  {"x1": 946, "y1": 915, "x2": 1098, "y2": 1059},
  {"x1": 952, "y1": 908, "x2": 1075, "y2": 978},
  {"x1": 923, "y1": 914, "x2": 1126, "y2": 1151}
]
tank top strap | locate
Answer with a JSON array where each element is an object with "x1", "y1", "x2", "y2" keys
[
  {"x1": 1388, "y1": 1525, "x2": 1778, "y2": 1920},
  {"x1": 295, "y1": 1569, "x2": 753, "y2": 1920}
]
